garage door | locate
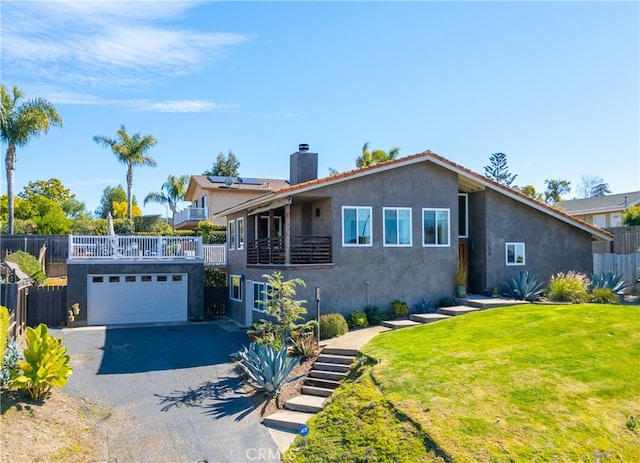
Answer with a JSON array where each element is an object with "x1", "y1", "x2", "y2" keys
[{"x1": 87, "y1": 274, "x2": 188, "y2": 325}]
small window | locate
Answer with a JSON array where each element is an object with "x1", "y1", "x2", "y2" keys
[
  {"x1": 229, "y1": 220, "x2": 236, "y2": 250},
  {"x1": 253, "y1": 282, "x2": 265, "y2": 311},
  {"x1": 157, "y1": 275, "x2": 167, "y2": 282},
  {"x1": 141, "y1": 275, "x2": 152, "y2": 282},
  {"x1": 237, "y1": 218, "x2": 244, "y2": 250},
  {"x1": 172, "y1": 275, "x2": 183, "y2": 282},
  {"x1": 342, "y1": 206, "x2": 372, "y2": 246},
  {"x1": 92, "y1": 276, "x2": 103, "y2": 283},
  {"x1": 423, "y1": 208, "x2": 450, "y2": 247},
  {"x1": 125, "y1": 276, "x2": 136, "y2": 283},
  {"x1": 506, "y1": 242, "x2": 525, "y2": 265},
  {"x1": 383, "y1": 207, "x2": 412, "y2": 246},
  {"x1": 458, "y1": 194, "x2": 468, "y2": 238},
  {"x1": 109, "y1": 276, "x2": 120, "y2": 283},
  {"x1": 230, "y1": 275, "x2": 242, "y2": 302}
]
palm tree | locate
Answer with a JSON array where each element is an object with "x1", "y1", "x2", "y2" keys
[
  {"x1": 94, "y1": 125, "x2": 157, "y2": 221},
  {"x1": 0, "y1": 85, "x2": 63, "y2": 234},
  {"x1": 356, "y1": 142, "x2": 400, "y2": 168},
  {"x1": 144, "y1": 174, "x2": 190, "y2": 227}
]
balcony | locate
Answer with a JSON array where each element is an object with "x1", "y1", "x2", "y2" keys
[
  {"x1": 174, "y1": 207, "x2": 208, "y2": 230},
  {"x1": 69, "y1": 235, "x2": 203, "y2": 260},
  {"x1": 247, "y1": 236, "x2": 331, "y2": 265}
]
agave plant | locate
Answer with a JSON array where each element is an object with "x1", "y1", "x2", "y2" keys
[
  {"x1": 236, "y1": 342, "x2": 301, "y2": 395},
  {"x1": 589, "y1": 272, "x2": 628, "y2": 295},
  {"x1": 502, "y1": 270, "x2": 544, "y2": 301}
]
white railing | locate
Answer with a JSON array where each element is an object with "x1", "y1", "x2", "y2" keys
[
  {"x1": 203, "y1": 244, "x2": 227, "y2": 266},
  {"x1": 174, "y1": 207, "x2": 208, "y2": 226},
  {"x1": 69, "y1": 235, "x2": 203, "y2": 260}
]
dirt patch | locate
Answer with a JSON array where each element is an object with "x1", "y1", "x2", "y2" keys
[{"x1": 1, "y1": 388, "x2": 107, "y2": 463}]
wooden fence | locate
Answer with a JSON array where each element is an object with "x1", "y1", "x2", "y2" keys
[
  {"x1": 204, "y1": 286, "x2": 227, "y2": 319},
  {"x1": 593, "y1": 226, "x2": 640, "y2": 254},
  {"x1": 1, "y1": 234, "x2": 69, "y2": 277},
  {"x1": 27, "y1": 285, "x2": 68, "y2": 327},
  {"x1": 1, "y1": 280, "x2": 30, "y2": 340},
  {"x1": 593, "y1": 253, "x2": 640, "y2": 293}
]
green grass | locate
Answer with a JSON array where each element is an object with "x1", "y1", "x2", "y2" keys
[{"x1": 286, "y1": 304, "x2": 640, "y2": 462}]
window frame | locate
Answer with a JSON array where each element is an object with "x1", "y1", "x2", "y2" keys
[
  {"x1": 342, "y1": 206, "x2": 373, "y2": 247},
  {"x1": 506, "y1": 242, "x2": 526, "y2": 266},
  {"x1": 228, "y1": 220, "x2": 235, "y2": 250},
  {"x1": 458, "y1": 193, "x2": 468, "y2": 238},
  {"x1": 230, "y1": 274, "x2": 242, "y2": 302},
  {"x1": 422, "y1": 208, "x2": 451, "y2": 247},
  {"x1": 252, "y1": 281, "x2": 273, "y2": 312},
  {"x1": 383, "y1": 207, "x2": 412, "y2": 247},
  {"x1": 237, "y1": 217, "x2": 244, "y2": 250}
]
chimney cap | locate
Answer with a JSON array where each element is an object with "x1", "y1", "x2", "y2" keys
[{"x1": 298, "y1": 143, "x2": 309, "y2": 152}]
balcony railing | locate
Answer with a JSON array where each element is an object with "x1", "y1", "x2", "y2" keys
[
  {"x1": 203, "y1": 244, "x2": 227, "y2": 266},
  {"x1": 174, "y1": 207, "x2": 208, "y2": 227},
  {"x1": 247, "y1": 236, "x2": 331, "y2": 265},
  {"x1": 69, "y1": 235, "x2": 203, "y2": 260}
]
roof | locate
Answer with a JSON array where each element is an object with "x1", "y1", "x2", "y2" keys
[
  {"x1": 214, "y1": 150, "x2": 613, "y2": 241},
  {"x1": 558, "y1": 191, "x2": 640, "y2": 215},
  {"x1": 185, "y1": 175, "x2": 289, "y2": 199}
]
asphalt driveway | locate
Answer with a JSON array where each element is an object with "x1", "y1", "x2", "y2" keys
[{"x1": 52, "y1": 319, "x2": 280, "y2": 463}]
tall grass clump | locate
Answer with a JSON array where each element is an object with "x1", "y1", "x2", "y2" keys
[{"x1": 547, "y1": 271, "x2": 589, "y2": 303}]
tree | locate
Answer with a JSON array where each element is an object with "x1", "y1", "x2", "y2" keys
[
  {"x1": 520, "y1": 185, "x2": 543, "y2": 201},
  {"x1": 356, "y1": 142, "x2": 400, "y2": 168},
  {"x1": 577, "y1": 175, "x2": 611, "y2": 198},
  {"x1": 94, "y1": 125, "x2": 157, "y2": 221},
  {"x1": 144, "y1": 174, "x2": 190, "y2": 227},
  {"x1": 544, "y1": 179, "x2": 571, "y2": 205},
  {"x1": 622, "y1": 205, "x2": 640, "y2": 226},
  {"x1": 96, "y1": 185, "x2": 134, "y2": 219},
  {"x1": 18, "y1": 178, "x2": 86, "y2": 219},
  {"x1": 0, "y1": 85, "x2": 63, "y2": 234},
  {"x1": 484, "y1": 152, "x2": 517, "y2": 187},
  {"x1": 14, "y1": 195, "x2": 70, "y2": 234},
  {"x1": 112, "y1": 201, "x2": 142, "y2": 219},
  {"x1": 591, "y1": 183, "x2": 611, "y2": 197},
  {"x1": 203, "y1": 150, "x2": 239, "y2": 176}
]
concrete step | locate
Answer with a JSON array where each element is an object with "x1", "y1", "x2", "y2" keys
[
  {"x1": 438, "y1": 305, "x2": 480, "y2": 316},
  {"x1": 308, "y1": 369, "x2": 348, "y2": 382},
  {"x1": 301, "y1": 385, "x2": 334, "y2": 397},
  {"x1": 410, "y1": 313, "x2": 452, "y2": 324},
  {"x1": 316, "y1": 354, "x2": 354, "y2": 365},
  {"x1": 304, "y1": 377, "x2": 341, "y2": 389},
  {"x1": 321, "y1": 347, "x2": 359, "y2": 357},
  {"x1": 263, "y1": 410, "x2": 314, "y2": 431},
  {"x1": 312, "y1": 362, "x2": 351, "y2": 373},
  {"x1": 460, "y1": 295, "x2": 524, "y2": 309},
  {"x1": 284, "y1": 394, "x2": 326, "y2": 413},
  {"x1": 381, "y1": 319, "x2": 422, "y2": 330}
]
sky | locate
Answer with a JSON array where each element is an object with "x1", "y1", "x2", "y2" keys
[{"x1": 1, "y1": 0, "x2": 639, "y2": 219}]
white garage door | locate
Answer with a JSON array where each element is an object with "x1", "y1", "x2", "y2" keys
[{"x1": 87, "y1": 273, "x2": 188, "y2": 325}]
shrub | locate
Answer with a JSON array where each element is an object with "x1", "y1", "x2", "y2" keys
[
  {"x1": 589, "y1": 272, "x2": 628, "y2": 295},
  {"x1": 347, "y1": 310, "x2": 369, "y2": 329},
  {"x1": 413, "y1": 299, "x2": 436, "y2": 314},
  {"x1": 289, "y1": 332, "x2": 317, "y2": 359},
  {"x1": 5, "y1": 250, "x2": 47, "y2": 284},
  {"x1": 10, "y1": 323, "x2": 73, "y2": 400},
  {"x1": 236, "y1": 342, "x2": 300, "y2": 395},
  {"x1": 547, "y1": 271, "x2": 589, "y2": 303},
  {"x1": 1, "y1": 340, "x2": 21, "y2": 387},
  {"x1": 320, "y1": 313, "x2": 348, "y2": 339},
  {"x1": 391, "y1": 300, "x2": 409, "y2": 318},
  {"x1": 364, "y1": 306, "x2": 392, "y2": 325},
  {"x1": 438, "y1": 296, "x2": 456, "y2": 307},
  {"x1": 589, "y1": 287, "x2": 620, "y2": 304},
  {"x1": 204, "y1": 268, "x2": 227, "y2": 287},
  {"x1": 0, "y1": 306, "x2": 9, "y2": 383},
  {"x1": 197, "y1": 220, "x2": 227, "y2": 244},
  {"x1": 503, "y1": 270, "x2": 545, "y2": 301}
]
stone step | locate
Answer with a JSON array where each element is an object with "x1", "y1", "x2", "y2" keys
[
  {"x1": 321, "y1": 347, "x2": 359, "y2": 357},
  {"x1": 304, "y1": 377, "x2": 341, "y2": 389},
  {"x1": 438, "y1": 305, "x2": 480, "y2": 316},
  {"x1": 460, "y1": 296, "x2": 523, "y2": 309},
  {"x1": 316, "y1": 354, "x2": 354, "y2": 365},
  {"x1": 410, "y1": 313, "x2": 452, "y2": 324},
  {"x1": 308, "y1": 369, "x2": 348, "y2": 382},
  {"x1": 312, "y1": 362, "x2": 351, "y2": 373},
  {"x1": 381, "y1": 319, "x2": 422, "y2": 330},
  {"x1": 301, "y1": 385, "x2": 334, "y2": 397},
  {"x1": 263, "y1": 410, "x2": 314, "y2": 431},
  {"x1": 284, "y1": 395, "x2": 326, "y2": 413}
]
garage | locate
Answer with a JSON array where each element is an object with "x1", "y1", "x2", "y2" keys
[{"x1": 87, "y1": 273, "x2": 188, "y2": 325}]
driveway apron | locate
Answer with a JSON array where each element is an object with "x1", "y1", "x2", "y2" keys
[{"x1": 52, "y1": 320, "x2": 280, "y2": 463}]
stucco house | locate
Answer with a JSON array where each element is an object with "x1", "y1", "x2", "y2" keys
[
  {"x1": 558, "y1": 191, "x2": 640, "y2": 228},
  {"x1": 215, "y1": 146, "x2": 612, "y2": 327}
]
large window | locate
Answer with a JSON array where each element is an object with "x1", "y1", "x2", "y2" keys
[
  {"x1": 342, "y1": 206, "x2": 372, "y2": 246},
  {"x1": 237, "y1": 218, "x2": 244, "y2": 250},
  {"x1": 506, "y1": 242, "x2": 525, "y2": 265},
  {"x1": 228, "y1": 220, "x2": 235, "y2": 250},
  {"x1": 458, "y1": 194, "x2": 468, "y2": 238},
  {"x1": 422, "y1": 208, "x2": 450, "y2": 247},
  {"x1": 383, "y1": 208, "x2": 412, "y2": 246},
  {"x1": 230, "y1": 274, "x2": 242, "y2": 301}
]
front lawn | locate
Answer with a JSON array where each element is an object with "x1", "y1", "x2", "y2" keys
[{"x1": 285, "y1": 304, "x2": 640, "y2": 462}]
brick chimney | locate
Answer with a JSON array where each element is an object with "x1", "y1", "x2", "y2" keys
[{"x1": 289, "y1": 143, "x2": 318, "y2": 185}]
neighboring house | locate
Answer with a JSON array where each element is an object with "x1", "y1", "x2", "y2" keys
[
  {"x1": 558, "y1": 191, "x2": 640, "y2": 228},
  {"x1": 174, "y1": 173, "x2": 289, "y2": 229},
  {"x1": 214, "y1": 147, "x2": 612, "y2": 327}
]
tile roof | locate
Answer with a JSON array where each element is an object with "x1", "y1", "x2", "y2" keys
[{"x1": 559, "y1": 191, "x2": 640, "y2": 214}]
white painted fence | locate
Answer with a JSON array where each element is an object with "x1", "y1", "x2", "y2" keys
[
  {"x1": 593, "y1": 253, "x2": 640, "y2": 293},
  {"x1": 69, "y1": 235, "x2": 203, "y2": 260},
  {"x1": 203, "y1": 244, "x2": 226, "y2": 266}
]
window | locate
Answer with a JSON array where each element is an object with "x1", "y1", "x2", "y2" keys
[
  {"x1": 157, "y1": 275, "x2": 167, "y2": 282},
  {"x1": 172, "y1": 275, "x2": 183, "y2": 282},
  {"x1": 237, "y1": 218, "x2": 244, "y2": 250},
  {"x1": 383, "y1": 208, "x2": 412, "y2": 246},
  {"x1": 229, "y1": 220, "x2": 235, "y2": 250},
  {"x1": 109, "y1": 276, "x2": 120, "y2": 283},
  {"x1": 506, "y1": 242, "x2": 525, "y2": 265},
  {"x1": 125, "y1": 276, "x2": 136, "y2": 282},
  {"x1": 253, "y1": 282, "x2": 273, "y2": 311},
  {"x1": 201, "y1": 195, "x2": 207, "y2": 209},
  {"x1": 92, "y1": 276, "x2": 103, "y2": 283},
  {"x1": 194, "y1": 199, "x2": 198, "y2": 208},
  {"x1": 230, "y1": 275, "x2": 242, "y2": 302},
  {"x1": 342, "y1": 206, "x2": 372, "y2": 246},
  {"x1": 458, "y1": 194, "x2": 468, "y2": 238},
  {"x1": 422, "y1": 208, "x2": 450, "y2": 247},
  {"x1": 141, "y1": 275, "x2": 152, "y2": 282}
]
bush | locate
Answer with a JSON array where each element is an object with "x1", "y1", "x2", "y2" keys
[
  {"x1": 5, "y1": 250, "x2": 47, "y2": 284},
  {"x1": 412, "y1": 299, "x2": 436, "y2": 314},
  {"x1": 320, "y1": 313, "x2": 348, "y2": 340},
  {"x1": 1, "y1": 340, "x2": 21, "y2": 387},
  {"x1": 503, "y1": 270, "x2": 545, "y2": 301},
  {"x1": 197, "y1": 220, "x2": 227, "y2": 244},
  {"x1": 438, "y1": 296, "x2": 456, "y2": 307},
  {"x1": 0, "y1": 306, "x2": 8, "y2": 383},
  {"x1": 364, "y1": 306, "x2": 392, "y2": 325},
  {"x1": 589, "y1": 287, "x2": 620, "y2": 304},
  {"x1": 289, "y1": 332, "x2": 317, "y2": 359},
  {"x1": 204, "y1": 268, "x2": 227, "y2": 287},
  {"x1": 391, "y1": 300, "x2": 409, "y2": 318},
  {"x1": 589, "y1": 272, "x2": 628, "y2": 295},
  {"x1": 547, "y1": 271, "x2": 589, "y2": 303},
  {"x1": 347, "y1": 310, "x2": 369, "y2": 329}
]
